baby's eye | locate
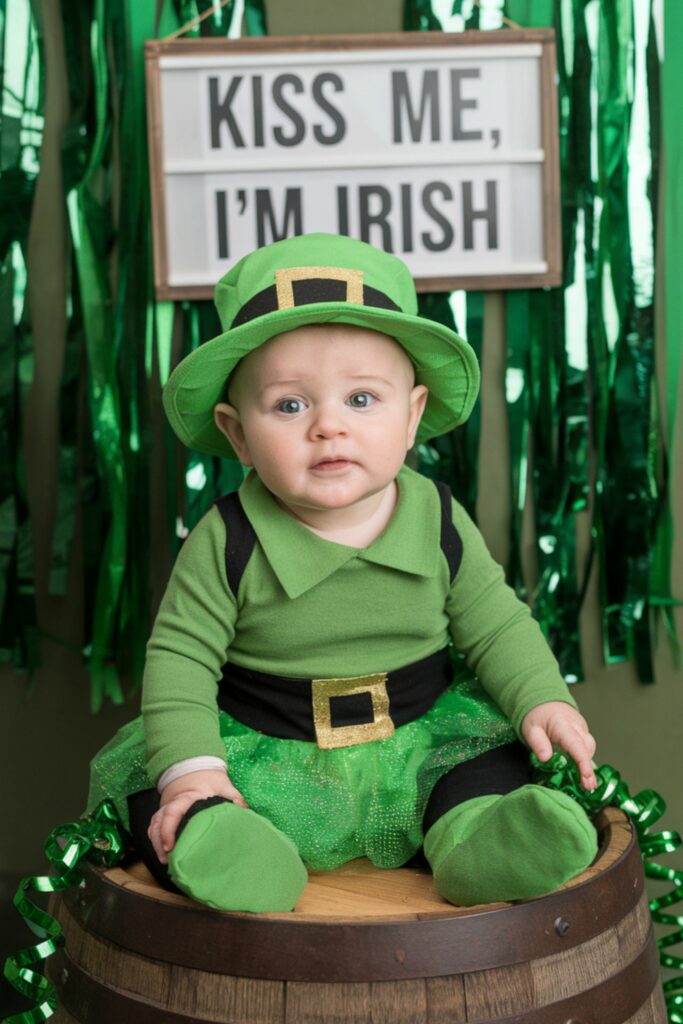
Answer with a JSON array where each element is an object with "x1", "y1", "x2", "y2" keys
[
  {"x1": 276, "y1": 398, "x2": 307, "y2": 414},
  {"x1": 347, "y1": 391, "x2": 376, "y2": 409}
]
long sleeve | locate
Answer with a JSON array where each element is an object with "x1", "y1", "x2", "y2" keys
[
  {"x1": 445, "y1": 499, "x2": 578, "y2": 737},
  {"x1": 142, "y1": 507, "x2": 236, "y2": 784}
]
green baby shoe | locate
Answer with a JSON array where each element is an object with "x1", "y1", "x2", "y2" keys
[
  {"x1": 168, "y1": 797, "x2": 308, "y2": 912},
  {"x1": 424, "y1": 784, "x2": 598, "y2": 906}
]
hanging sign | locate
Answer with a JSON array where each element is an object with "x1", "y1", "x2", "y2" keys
[{"x1": 145, "y1": 30, "x2": 561, "y2": 298}]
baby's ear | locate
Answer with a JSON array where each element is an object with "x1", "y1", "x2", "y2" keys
[
  {"x1": 407, "y1": 384, "x2": 429, "y2": 447},
  {"x1": 214, "y1": 403, "x2": 252, "y2": 465}
]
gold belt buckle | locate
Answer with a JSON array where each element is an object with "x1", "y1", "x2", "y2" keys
[{"x1": 311, "y1": 672, "x2": 395, "y2": 750}]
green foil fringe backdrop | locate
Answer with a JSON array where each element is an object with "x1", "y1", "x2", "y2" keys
[
  {"x1": 410, "y1": 0, "x2": 677, "y2": 684},
  {"x1": 0, "y1": 0, "x2": 678, "y2": 698}
]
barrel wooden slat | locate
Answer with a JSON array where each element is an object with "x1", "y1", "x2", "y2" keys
[
  {"x1": 465, "y1": 960, "x2": 536, "y2": 1019},
  {"x1": 49, "y1": 981, "x2": 666, "y2": 1024},
  {"x1": 530, "y1": 917, "x2": 622, "y2": 1005},
  {"x1": 644, "y1": 986, "x2": 670, "y2": 1024},
  {"x1": 46, "y1": 808, "x2": 667, "y2": 1024},
  {"x1": 424, "y1": 975, "x2": 467, "y2": 1022},
  {"x1": 167, "y1": 972, "x2": 285, "y2": 1024},
  {"x1": 56, "y1": 900, "x2": 170, "y2": 1005},
  {"x1": 367, "y1": 980, "x2": 430, "y2": 1024},
  {"x1": 617, "y1": 889, "x2": 654, "y2": 959},
  {"x1": 56, "y1": 899, "x2": 288, "y2": 1021},
  {"x1": 284, "y1": 979, "x2": 439, "y2": 1024}
]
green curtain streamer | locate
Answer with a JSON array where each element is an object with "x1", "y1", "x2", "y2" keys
[
  {"x1": 169, "y1": 0, "x2": 265, "y2": 541},
  {"x1": 653, "y1": 0, "x2": 683, "y2": 661},
  {"x1": 572, "y1": 0, "x2": 615, "y2": 667},
  {"x1": 174, "y1": 0, "x2": 267, "y2": 38},
  {"x1": 529, "y1": 5, "x2": 590, "y2": 682},
  {"x1": 0, "y1": 250, "x2": 19, "y2": 656},
  {"x1": 460, "y1": 0, "x2": 481, "y2": 30},
  {"x1": 460, "y1": 292, "x2": 484, "y2": 517},
  {"x1": 0, "y1": 4, "x2": 42, "y2": 673},
  {"x1": 403, "y1": 0, "x2": 443, "y2": 32},
  {"x1": 48, "y1": 16, "x2": 80, "y2": 604},
  {"x1": 3, "y1": 0, "x2": 264, "y2": 700},
  {"x1": 501, "y1": 4, "x2": 585, "y2": 686},
  {"x1": 408, "y1": 0, "x2": 591, "y2": 685},
  {"x1": 595, "y1": 0, "x2": 637, "y2": 665},
  {"x1": 662, "y1": 0, "x2": 683, "y2": 460},
  {"x1": 48, "y1": 362, "x2": 78, "y2": 598},
  {"x1": 591, "y1": 0, "x2": 661, "y2": 679},
  {"x1": 527, "y1": 289, "x2": 585, "y2": 681},
  {"x1": 112, "y1": 0, "x2": 169, "y2": 691},
  {"x1": 2, "y1": 801, "x2": 129, "y2": 1024},
  {"x1": 0, "y1": 0, "x2": 23, "y2": 635},
  {"x1": 244, "y1": 0, "x2": 267, "y2": 36},
  {"x1": 65, "y1": 25, "x2": 127, "y2": 710},
  {"x1": 535, "y1": 752, "x2": 683, "y2": 1022},
  {"x1": 503, "y1": 290, "x2": 531, "y2": 599},
  {"x1": 507, "y1": 0, "x2": 664, "y2": 682},
  {"x1": 405, "y1": 0, "x2": 668, "y2": 683}
]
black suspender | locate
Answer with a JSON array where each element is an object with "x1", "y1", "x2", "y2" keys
[
  {"x1": 433, "y1": 479, "x2": 463, "y2": 583},
  {"x1": 214, "y1": 478, "x2": 462, "y2": 597},
  {"x1": 214, "y1": 491, "x2": 258, "y2": 599}
]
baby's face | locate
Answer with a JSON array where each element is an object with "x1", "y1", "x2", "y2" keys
[{"x1": 214, "y1": 324, "x2": 428, "y2": 523}]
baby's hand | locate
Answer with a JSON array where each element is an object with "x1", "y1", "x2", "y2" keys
[
  {"x1": 148, "y1": 769, "x2": 247, "y2": 864},
  {"x1": 521, "y1": 702, "x2": 597, "y2": 791}
]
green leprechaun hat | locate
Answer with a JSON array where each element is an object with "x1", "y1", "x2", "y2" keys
[{"x1": 163, "y1": 233, "x2": 480, "y2": 459}]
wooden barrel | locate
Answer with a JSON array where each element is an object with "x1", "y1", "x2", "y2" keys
[{"x1": 47, "y1": 807, "x2": 666, "y2": 1024}]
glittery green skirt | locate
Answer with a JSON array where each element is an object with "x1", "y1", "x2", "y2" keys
[{"x1": 87, "y1": 674, "x2": 516, "y2": 871}]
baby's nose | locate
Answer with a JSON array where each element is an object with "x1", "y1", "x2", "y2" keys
[{"x1": 309, "y1": 403, "x2": 348, "y2": 438}]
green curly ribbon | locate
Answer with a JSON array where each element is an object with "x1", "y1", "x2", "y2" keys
[
  {"x1": 2, "y1": 802, "x2": 128, "y2": 1024},
  {"x1": 535, "y1": 754, "x2": 683, "y2": 1022}
]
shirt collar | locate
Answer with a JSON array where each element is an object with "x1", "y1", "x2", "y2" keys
[{"x1": 238, "y1": 465, "x2": 442, "y2": 599}]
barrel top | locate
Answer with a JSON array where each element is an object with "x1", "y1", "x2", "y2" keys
[
  {"x1": 64, "y1": 808, "x2": 641, "y2": 981},
  {"x1": 103, "y1": 806, "x2": 631, "y2": 921}
]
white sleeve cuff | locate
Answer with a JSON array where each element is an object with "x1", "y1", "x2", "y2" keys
[{"x1": 157, "y1": 756, "x2": 227, "y2": 793}]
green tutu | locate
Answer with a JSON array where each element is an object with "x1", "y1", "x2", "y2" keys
[{"x1": 87, "y1": 674, "x2": 516, "y2": 870}]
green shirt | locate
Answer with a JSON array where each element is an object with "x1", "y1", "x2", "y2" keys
[{"x1": 142, "y1": 465, "x2": 577, "y2": 783}]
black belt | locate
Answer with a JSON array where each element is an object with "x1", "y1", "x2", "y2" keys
[{"x1": 217, "y1": 648, "x2": 452, "y2": 750}]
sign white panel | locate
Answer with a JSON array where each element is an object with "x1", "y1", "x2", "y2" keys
[{"x1": 145, "y1": 32, "x2": 561, "y2": 297}]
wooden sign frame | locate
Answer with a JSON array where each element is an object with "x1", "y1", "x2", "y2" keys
[{"x1": 145, "y1": 30, "x2": 562, "y2": 300}]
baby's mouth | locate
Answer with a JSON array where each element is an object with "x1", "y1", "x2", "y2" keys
[{"x1": 312, "y1": 458, "x2": 353, "y2": 471}]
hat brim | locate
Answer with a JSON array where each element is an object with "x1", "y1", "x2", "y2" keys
[{"x1": 163, "y1": 302, "x2": 480, "y2": 459}]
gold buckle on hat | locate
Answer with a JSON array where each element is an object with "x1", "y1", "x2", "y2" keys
[
  {"x1": 275, "y1": 267, "x2": 364, "y2": 310},
  {"x1": 311, "y1": 672, "x2": 395, "y2": 750}
]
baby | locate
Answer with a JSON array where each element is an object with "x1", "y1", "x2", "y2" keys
[{"x1": 89, "y1": 232, "x2": 597, "y2": 912}]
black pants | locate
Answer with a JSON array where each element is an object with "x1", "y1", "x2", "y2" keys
[{"x1": 127, "y1": 741, "x2": 534, "y2": 893}]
